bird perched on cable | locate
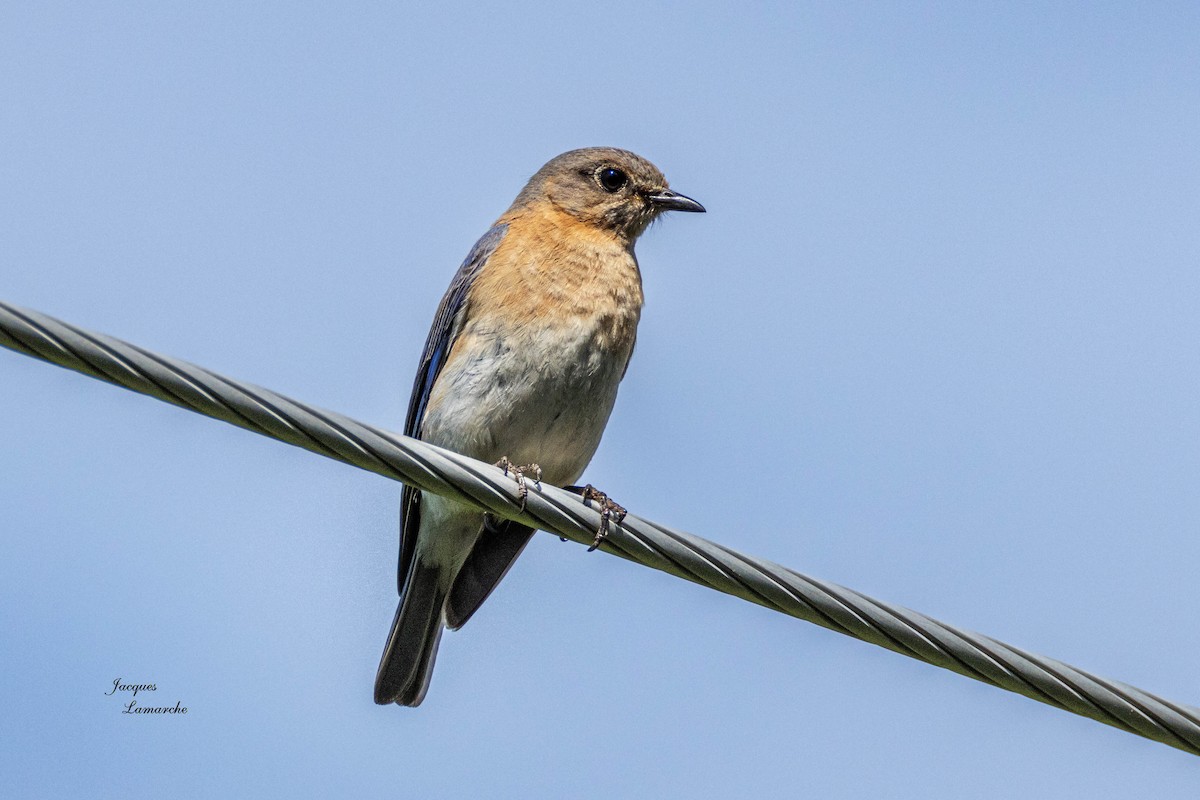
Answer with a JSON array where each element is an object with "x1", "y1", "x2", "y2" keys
[{"x1": 375, "y1": 147, "x2": 704, "y2": 706}]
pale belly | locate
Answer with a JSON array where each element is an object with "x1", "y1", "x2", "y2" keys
[{"x1": 419, "y1": 316, "x2": 633, "y2": 487}]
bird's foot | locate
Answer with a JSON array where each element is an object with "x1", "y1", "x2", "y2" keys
[
  {"x1": 496, "y1": 457, "x2": 542, "y2": 511},
  {"x1": 565, "y1": 484, "x2": 627, "y2": 551}
]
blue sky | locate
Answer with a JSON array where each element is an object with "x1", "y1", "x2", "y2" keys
[{"x1": 3, "y1": 2, "x2": 1199, "y2": 797}]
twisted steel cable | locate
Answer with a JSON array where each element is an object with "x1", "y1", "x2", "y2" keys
[{"x1": 2, "y1": 298, "x2": 1198, "y2": 755}]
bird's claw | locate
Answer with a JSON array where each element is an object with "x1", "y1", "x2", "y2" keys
[
  {"x1": 579, "y1": 484, "x2": 627, "y2": 552},
  {"x1": 496, "y1": 457, "x2": 542, "y2": 511}
]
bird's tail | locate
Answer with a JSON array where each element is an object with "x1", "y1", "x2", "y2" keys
[{"x1": 374, "y1": 557, "x2": 446, "y2": 706}]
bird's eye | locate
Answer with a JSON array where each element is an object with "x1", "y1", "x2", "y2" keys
[{"x1": 597, "y1": 167, "x2": 628, "y2": 193}]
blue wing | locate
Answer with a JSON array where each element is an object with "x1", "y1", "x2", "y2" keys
[{"x1": 398, "y1": 223, "x2": 508, "y2": 594}]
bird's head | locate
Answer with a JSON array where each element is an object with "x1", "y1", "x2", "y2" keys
[{"x1": 510, "y1": 147, "x2": 704, "y2": 242}]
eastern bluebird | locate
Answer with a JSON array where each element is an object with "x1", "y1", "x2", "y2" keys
[{"x1": 374, "y1": 147, "x2": 704, "y2": 706}]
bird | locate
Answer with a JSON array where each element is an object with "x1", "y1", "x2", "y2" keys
[{"x1": 374, "y1": 147, "x2": 704, "y2": 706}]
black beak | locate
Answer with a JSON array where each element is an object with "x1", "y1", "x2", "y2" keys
[{"x1": 647, "y1": 190, "x2": 705, "y2": 213}]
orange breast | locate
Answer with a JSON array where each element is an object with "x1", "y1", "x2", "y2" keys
[{"x1": 467, "y1": 203, "x2": 644, "y2": 352}]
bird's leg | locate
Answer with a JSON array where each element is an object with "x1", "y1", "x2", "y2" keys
[
  {"x1": 495, "y1": 457, "x2": 542, "y2": 511},
  {"x1": 563, "y1": 484, "x2": 627, "y2": 551}
]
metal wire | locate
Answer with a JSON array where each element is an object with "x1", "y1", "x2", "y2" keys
[{"x1": 2, "y1": 298, "x2": 1198, "y2": 755}]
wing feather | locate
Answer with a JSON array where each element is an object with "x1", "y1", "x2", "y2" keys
[{"x1": 397, "y1": 223, "x2": 508, "y2": 594}]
